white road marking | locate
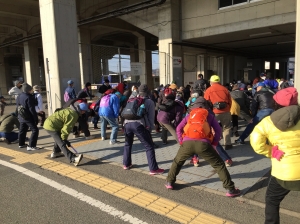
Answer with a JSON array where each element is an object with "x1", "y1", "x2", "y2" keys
[{"x1": 0, "y1": 160, "x2": 147, "y2": 224}]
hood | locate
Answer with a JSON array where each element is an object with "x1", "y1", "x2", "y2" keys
[{"x1": 270, "y1": 105, "x2": 300, "y2": 131}]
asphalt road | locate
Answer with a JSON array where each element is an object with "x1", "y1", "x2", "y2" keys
[{"x1": 1, "y1": 147, "x2": 300, "y2": 224}]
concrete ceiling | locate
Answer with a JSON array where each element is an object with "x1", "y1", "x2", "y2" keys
[{"x1": 183, "y1": 23, "x2": 296, "y2": 58}]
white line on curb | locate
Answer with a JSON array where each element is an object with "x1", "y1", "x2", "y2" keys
[{"x1": 0, "y1": 160, "x2": 147, "y2": 224}]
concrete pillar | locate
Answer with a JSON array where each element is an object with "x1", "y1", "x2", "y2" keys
[
  {"x1": 130, "y1": 48, "x2": 139, "y2": 83},
  {"x1": 40, "y1": 0, "x2": 81, "y2": 114},
  {"x1": 0, "y1": 49, "x2": 7, "y2": 95},
  {"x1": 24, "y1": 40, "x2": 40, "y2": 86},
  {"x1": 78, "y1": 28, "x2": 92, "y2": 86},
  {"x1": 158, "y1": 0, "x2": 183, "y2": 86},
  {"x1": 138, "y1": 37, "x2": 153, "y2": 88}
]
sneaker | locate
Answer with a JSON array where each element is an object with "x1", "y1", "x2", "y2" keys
[
  {"x1": 101, "y1": 137, "x2": 105, "y2": 140},
  {"x1": 0, "y1": 137, "x2": 10, "y2": 144},
  {"x1": 93, "y1": 126, "x2": 100, "y2": 130},
  {"x1": 85, "y1": 135, "x2": 95, "y2": 140},
  {"x1": 51, "y1": 152, "x2": 64, "y2": 158},
  {"x1": 123, "y1": 164, "x2": 133, "y2": 170},
  {"x1": 11, "y1": 139, "x2": 19, "y2": 144},
  {"x1": 149, "y1": 168, "x2": 164, "y2": 175},
  {"x1": 226, "y1": 188, "x2": 241, "y2": 197},
  {"x1": 192, "y1": 156, "x2": 199, "y2": 167},
  {"x1": 235, "y1": 139, "x2": 245, "y2": 145},
  {"x1": 73, "y1": 134, "x2": 80, "y2": 138},
  {"x1": 165, "y1": 182, "x2": 173, "y2": 190},
  {"x1": 225, "y1": 159, "x2": 233, "y2": 167},
  {"x1": 19, "y1": 145, "x2": 27, "y2": 148},
  {"x1": 234, "y1": 131, "x2": 240, "y2": 137},
  {"x1": 224, "y1": 145, "x2": 233, "y2": 150},
  {"x1": 27, "y1": 146, "x2": 41, "y2": 151},
  {"x1": 162, "y1": 141, "x2": 167, "y2": 145},
  {"x1": 73, "y1": 154, "x2": 83, "y2": 166},
  {"x1": 109, "y1": 140, "x2": 120, "y2": 145}
]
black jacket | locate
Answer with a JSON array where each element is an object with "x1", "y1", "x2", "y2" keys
[
  {"x1": 193, "y1": 79, "x2": 210, "y2": 90},
  {"x1": 16, "y1": 92, "x2": 38, "y2": 123},
  {"x1": 77, "y1": 88, "x2": 94, "y2": 99},
  {"x1": 98, "y1": 84, "x2": 111, "y2": 94},
  {"x1": 230, "y1": 90, "x2": 250, "y2": 113},
  {"x1": 251, "y1": 88, "x2": 275, "y2": 116}
]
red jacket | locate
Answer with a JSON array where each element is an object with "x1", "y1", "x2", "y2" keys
[{"x1": 204, "y1": 83, "x2": 232, "y2": 114}]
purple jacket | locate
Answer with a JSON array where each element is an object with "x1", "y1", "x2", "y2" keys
[
  {"x1": 176, "y1": 113, "x2": 221, "y2": 146},
  {"x1": 157, "y1": 101, "x2": 184, "y2": 127}
]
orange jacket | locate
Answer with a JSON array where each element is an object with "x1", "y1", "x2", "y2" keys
[{"x1": 204, "y1": 83, "x2": 232, "y2": 114}]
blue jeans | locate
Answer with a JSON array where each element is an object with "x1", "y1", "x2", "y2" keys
[
  {"x1": 100, "y1": 116, "x2": 118, "y2": 141},
  {"x1": 92, "y1": 114, "x2": 99, "y2": 127},
  {"x1": 240, "y1": 108, "x2": 274, "y2": 141},
  {"x1": 215, "y1": 143, "x2": 231, "y2": 161},
  {"x1": 0, "y1": 132, "x2": 18, "y2": 142}
]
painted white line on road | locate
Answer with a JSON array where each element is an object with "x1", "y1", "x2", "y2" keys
[{"x1": 0, "y1": 160, "x2": 147, "y2": 224}]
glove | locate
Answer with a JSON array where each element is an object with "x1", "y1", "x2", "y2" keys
[
  {"x1": 271, "y1": 145, "x2": 284, "y2": 161},
  {"x1": 63, "y1": 140, "x2": 71, "y2": 147}
]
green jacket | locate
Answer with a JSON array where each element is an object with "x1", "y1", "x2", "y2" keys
[
  {"x1": 43, "y1": 108, "x2": 79, "y2": 140},
  {"x1": 0, "y1": 114, "x2": 19, "y2": 133}
]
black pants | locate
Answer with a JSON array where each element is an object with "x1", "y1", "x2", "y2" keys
[
  {"x1": 46, "y1": 130, "x2": 76, "y2": 163},
  {"x1": 231, "y1": 115, "x2": 238, "y2": 133},
  {"x1": 265, "y1": 176, "x2": 290, "y2": 224},
  {"x1": 38, "y1": 112, "x2": 46, "y2": 126},
  {"x1": 73, "y1": 114, "x2": 90, "y2": 137},
  {"x1": 19, "y1": 121, "x2": 39, "y2": 147}
]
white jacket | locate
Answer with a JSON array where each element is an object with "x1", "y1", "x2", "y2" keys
[{"x1": 8, "y1": 86, "x2": 22, "y2": 99}]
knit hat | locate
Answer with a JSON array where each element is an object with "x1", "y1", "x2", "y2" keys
[
  {"x1": 210, "y1": 75, "x2": 220, "y2": 82},
  {"x1": 273, "y1": 87, "x2": 298, "y2": 107},
  {"x1": 22, "y1": 83, "x2": 33, "y2": 93},
  {"x1": 33, "y1": 85, "x2": 40, "y2": 91},
  {"x1": 169, "y1": 83, "x2": 177, "y2": 90},
  {"x1": 14, "y1": 80, "x2": 22, "y2": 86},
  {"x1": 191, "y1": 97, "x2": 209, "y2": 110},
  {"x1": 78, "y1": 103, "x2": 88, "y2": 111},
  {"x1": 138, "y1": 84, "x2": 148, "y2": 93},
  {"x1": 260, "y1": 73, "x2": 266, "y2": 77},
  {"x1": 67, "y1": 80, "x2": 74, "y2": 85},
  {"x1": 164, "y1": 88, "x2": 174, "y2": 95},
  {"x1": 115, "y1": 92, "x2": 121, "y2": 97},
  {"x1": 85, "y1": 82, "x2": 91, "y2": 88}
]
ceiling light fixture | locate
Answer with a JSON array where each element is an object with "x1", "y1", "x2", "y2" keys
[
  {"x1": 277, "y1": 41, "x2": 295, "y2": 45},
  {"x1": 249, "y1": 32, "x2": 272, "y2": 37}
]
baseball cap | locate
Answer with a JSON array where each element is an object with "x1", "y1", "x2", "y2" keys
[
  {"x1": 78, "y1": 103, "x2": 88, "y2": 111},
  {"x1": 67, "y1": 80, "x2": 74, "y2": 85},
  {"x1": 210, "y1": 75, "x2": 220, "y2": 82}
]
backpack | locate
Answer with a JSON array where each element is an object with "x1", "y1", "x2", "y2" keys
[
  {"x1": 158, "y1": 99, "x2": 176, "y2": 112},
  {"x1": 182, "y1": 108, "x2": 213, "y2": 141},
  {"x1": 195, "y1": 80, "x2": 207, "y2": 91},
  {"x1": 100, "y1": 94, "x2": 111, "y2": 108},
  {"x1": 121, "y1": 97, "x2": 145, "y2": 120},
  {"x1": 64, "y1": 91, "x2": 70, "y2": 102}
]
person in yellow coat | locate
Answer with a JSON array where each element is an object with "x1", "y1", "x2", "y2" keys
[
  {"x1": 230, "y1": 98, "x2": 240, "y2": 137},
  {"x1": 250, "y1": 87, "x2": 300, "y2": 224}
]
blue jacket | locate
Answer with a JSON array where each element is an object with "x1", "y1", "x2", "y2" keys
[
  {"x1": 264, "y1": 79, "x2": 278, "y2": 90},
  {"x1": 16, "y1": 92, "x2": 38, "y2": 123},
  {"x1": 65, "y1": 86, "x2": 76, "y2": 99},
  {"x1": 99, "y1": 94, "x2": 120, "y2": 118}
]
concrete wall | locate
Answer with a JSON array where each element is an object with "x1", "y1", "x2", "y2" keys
[{"x1": 182, "y1": 0, "x2": 296, "y2": 39}]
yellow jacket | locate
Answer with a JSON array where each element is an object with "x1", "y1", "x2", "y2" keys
[
  {"x1": 230, "y1": 98, "x2": 240, "y2": 116},
  {"x1": 250, "y1": 105, "x2": 300, "y2": 181}
]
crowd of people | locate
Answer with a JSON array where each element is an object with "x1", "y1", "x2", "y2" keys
[{"x1": 2, "y1": 72, "x2": 300, "y2": 223}]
